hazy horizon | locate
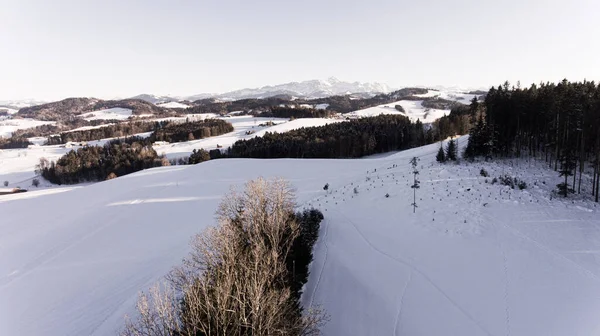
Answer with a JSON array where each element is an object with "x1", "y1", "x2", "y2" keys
[{"x1": 2, "y1": 0, "x2": 598, "y2": 101}]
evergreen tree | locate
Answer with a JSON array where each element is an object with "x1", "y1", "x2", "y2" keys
[
  {"x1": 410, "y1": 157, "x2": 420, "y2": 213},
  {"x1": 188, "y1": 148, "x2": 210, "y2": 164},
  {"x1": 558, "y1": 148, "x2": 577, "y2": 197},
  {"x1": 436, "y1": 144, "x2": 446, "y2": 162},
  {"x1": 446, "y1": 139, "x2": 458, "y2": 161}
]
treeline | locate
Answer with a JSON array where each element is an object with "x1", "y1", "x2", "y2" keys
[
  {"x1": 46, "y1": 121, "x2": 163, "y2": 145},
  {"x1": 421, "y1": 97, "x2": 463, "y2": 110},
  {"x1": 40, "y1": 119, "x2": 233, "y2": 145},
  {"x1": 11, "y1": 119, "x2": 120, "y2": 140},
  {"x1": 464, "y1": 80, "x2": 600, "y2": 200},
  {"x1": 0, "y1": 137, "x2": 32, "y2": 149},
  {"x1": 266, "y1": 106, "x2": 333, "y2": 119},
  {"x1": 227, "y1": 115, "x2": 441, "y2": 159},
  {"x1": 150, "y1": 119, "x2": 233, "y2": 143},
  {"x1": 39, "y1": 137, "x2": 168, "y2": 185}
]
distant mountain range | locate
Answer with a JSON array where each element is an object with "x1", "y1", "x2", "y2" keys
[{"x1": 130, "y1": 78, "x2": 394, "y2": 104}]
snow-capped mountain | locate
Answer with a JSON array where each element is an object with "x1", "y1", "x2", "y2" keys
[{"x1": 185, "y1": 77, "x2": 393, "y2": 101}]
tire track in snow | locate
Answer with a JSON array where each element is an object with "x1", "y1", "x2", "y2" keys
[
  {"x1": 309, "y1": 217, "x2": 330, "y2": 308},
  {"x1": 489, "y1": 215, "x2": 511, "y2": 336},
  {"x1": 0, "y1": 212, "x2": 121, "y2": 289},
  {"x1": 393, "y1": 271, "x2": 412, "y2": 336},
  {"x1": 333, "y1": 209, "x2": 494, "y2": 336}
]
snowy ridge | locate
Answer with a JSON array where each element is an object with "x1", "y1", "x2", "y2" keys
[{"x1": 185, "y1": 77, "x2": 393, "y2": 101}]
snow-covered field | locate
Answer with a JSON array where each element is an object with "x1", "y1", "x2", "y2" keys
[
  {"x1": 347, "y1": 100, "x2": 449, "y2": 122},
  {"x1": 414, "y1": 89, "x2": 479, "y2": 104},
  {"x1": 157, "y1": 101, "x2": 190, "y2": 109},
  {"x1": 2, "y1": 137, "x2": 600, "y2": 335},
  {"x1": 0, "y1": 118, "x2": 55, "y2": 138},
  {"x1": 78, "y1": 108, "x2": 132, "y2": 121}
]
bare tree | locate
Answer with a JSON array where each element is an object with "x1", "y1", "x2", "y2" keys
[{"x1": 122, "y1": 178, "x2": 326, "y2": 336}]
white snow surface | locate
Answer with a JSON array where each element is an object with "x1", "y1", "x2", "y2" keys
[
  {"x1": 0, "y1": 118, "x2": 56, "y2": 138},
  {"x1": 78, "y1": 108, "x2": 133, "y2": 121},
  {"x1": 414, "y1": 89, "x2": 480, "y2": 104},
  {"x1": 347, "y1": 100, "x2": 448, "y2": 122},
  {"x1": 2, "y1": 137, "x2": 600, "y2": 335},
  {"x1": 156, "y1": 102, "x2": 190, "y2": 109}
]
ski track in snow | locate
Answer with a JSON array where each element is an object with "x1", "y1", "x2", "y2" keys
[
  {"x1": 333, "y1": 209, "x2": 494, "y2": 336},
  {"x1": 393, "y1": 270, "x2": 412, "y2": 336}
]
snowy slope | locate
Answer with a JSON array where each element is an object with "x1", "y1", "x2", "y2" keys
[
  {"x1": 2, "y1": 138, "x2": 600, "y2": 335},
  {"x1": 157, "y1": 101, "x2": 190, "y2": 109},
  {"x1": 414, "y1": 89, "x2": 480, "y2": 104},
  {"x1": 0, "y1": 119, "x2": 56, "y2": 138},
  {"x1": 347, "y1": 100, "x2": 449, "y2": 122},
  {"x1": 78, "y1": 108, "x2": 132, "y2": 121}
]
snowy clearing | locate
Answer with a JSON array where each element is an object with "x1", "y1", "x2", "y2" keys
[
  {"x1": 1, "y1": 137, "x2": 600, "y2": 335},
  {"x1": 157, "y1": 102, "x2": 190, "y2": 109},
  {"x1": 347, "y1": 100, "x2": 449, "y2": 123},
  {"x1": 78, "y1": 108, "x2": 132, "y2": 121},
  {"x1": 413, "y1": 89, "x2": 480, "y2": 104}
]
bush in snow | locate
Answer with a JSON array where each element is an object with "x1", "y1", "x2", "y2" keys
[
  {"x1": 188, "y1": 148, "x2": 210, "y2": 164},
  {"x1": 121, "y1": 178, "x2": 326, "y2": 336},
  {"x1": 31, "y1": 178, "x2": 40, "y2": 187},
  {"x1": 323, "y1": 183, "x2": 329, "y2": 191},
  {"x1": 480, "y1": 168, "x2": 489, "y2": 177},
  {"x1": 3, "y1": 181, "x2": 7, "y2": 187}
]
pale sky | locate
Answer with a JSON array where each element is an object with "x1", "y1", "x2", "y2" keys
[{"x1": 1, "y1": 0, "x2": 598, "y2": 101}]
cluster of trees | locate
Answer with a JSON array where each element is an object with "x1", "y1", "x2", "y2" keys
[
  {"x1": 227, "y1": 115, "x2": 442, "y2": 159},
  {"x1": 464, "y1": 80, "x2": 600, "y2": 200},
  {"x1": 150, "y1": 119, "x2": 234, "y2": 143},
  {"x1": 0, "y1": 137, "x2": 31, "y2": 149},
  {"x1": 267, "y1": 107, "x2": 333, "y2": 119},
  {"x1": 122, "y1": 178, "x2": 325, "y2": 336},
  {"x1": 421, "y1": 97, "x2": 463, "y2": 110},
  {"x1": 436, "y1": 139, "x2": 458, "y2": 162},
  {"x1": 38, "y1": 137, "x2": 168, "y2": 184}
]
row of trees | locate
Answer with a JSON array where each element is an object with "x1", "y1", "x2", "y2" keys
[
  {"x1": 122, "y1": 179, "x2": 325, "y2": 335},
  {"x1": 151, "y1": 119, "x2": 234, "y2": 143},
  {"x1": 0, "y1": 136, "x2": 31, "y2": 149},
  {"x1": 226, "y1": 115, "x2": 455, "y2": 159},
  {"x1": 267, "y1": 107, "x2": 333, "y2": 119},
  {"x1": 46, "y1": 121, "x2": 164, "y2": 145},
  {"x1": 11, "y1": 118, "x2": 120, "y2": 139},
  {"x1": 464, "y1": 80, "x2": 600, "y2": 200},
  {"x1": 38, "y1": 137, "x2": 168, "y2": 184}
]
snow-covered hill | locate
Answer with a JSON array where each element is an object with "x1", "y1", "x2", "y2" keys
[
  {"x1": 346, "y1": 89, "x2": 479, "y2": 122},
  {"x1": 2, "y1": 138, "x2": 600, "y2": 335}
]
